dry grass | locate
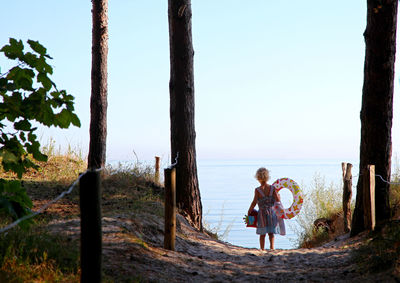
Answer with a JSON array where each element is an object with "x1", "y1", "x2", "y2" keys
[{"x1": 0, "y1": 147, "x2": 163, "y2": 282}]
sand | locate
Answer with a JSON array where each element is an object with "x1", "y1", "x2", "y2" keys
[{"x1": 47, "y1": 213, "x2": 398, "y2": 282}]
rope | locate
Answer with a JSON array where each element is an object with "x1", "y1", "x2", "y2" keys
[
  {"x1": 168, "y1": 152, "x2": 179, "y2": 169},
  {"x1": 348, "y1": 173, "x2": 400, "y2": 186},
  {"x1": 0, "y1": 168, "x2": 103, "y2": 234},
  {"x1": 375, "y1": 174, "x2": 400, "y2": 185}
]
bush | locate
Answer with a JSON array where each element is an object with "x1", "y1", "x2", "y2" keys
[{"x1": 294, "y1": 173, "x2": 344, "y2": 248}]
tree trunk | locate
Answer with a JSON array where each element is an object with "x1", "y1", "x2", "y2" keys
[
  {"x1": 351, "y1": 0, "x2": 397, "y2": 236},
  {"x1": 88, "y1": 0, "x2": 108, "y2": 169},
  {"x1": 168, "y1": 0, "x2": 203, "y2": 230}
]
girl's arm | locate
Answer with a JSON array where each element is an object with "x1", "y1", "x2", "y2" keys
[
  {"x1": 248, "y1": 189, "x2": 258, "y2": 215},
  {"x1": 273, "y1": 189, "x2": 281, "y2": 202}
]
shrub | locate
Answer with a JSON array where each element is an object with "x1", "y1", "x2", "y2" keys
[{"x1": 294, "y1": 173, "x2": 344, "y2": 248}]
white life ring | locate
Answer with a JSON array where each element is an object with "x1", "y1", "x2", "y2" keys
[{"x1": 272, "y1": 178, "x2": 303, "y2": 219}]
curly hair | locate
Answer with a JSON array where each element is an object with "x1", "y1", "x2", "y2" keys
[{"x1": 255, "y1": 167, "x2": 270, "y2": 182}]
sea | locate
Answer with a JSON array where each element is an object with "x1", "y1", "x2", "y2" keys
[
  {"x1": 109, "y1": 158, "x2": 360, "y2": 250},
  {"x1": 197, "y1": 159, "x2": 359, "y2": 250}
]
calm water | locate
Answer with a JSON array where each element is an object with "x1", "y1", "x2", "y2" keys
[{"x1": 197, "y1": 159, "x2": 359, "y2": 250}]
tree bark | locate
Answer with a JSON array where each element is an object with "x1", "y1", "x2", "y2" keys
[
  {"x1": 88, "y1": 0, "x2": 108, "y2": 169},
  {"x1": 351, "y1": 0, "x2": 397, "y2": 236},
  {"x1": 168, "y1": 0, "x2": 203, "y2": 230}
]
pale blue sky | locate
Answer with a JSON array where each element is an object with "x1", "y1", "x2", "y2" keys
[{"x1": 1, "y1": 1, "x2": 399, "y2": 163}]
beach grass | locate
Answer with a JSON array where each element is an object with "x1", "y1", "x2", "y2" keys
[{"x1": 294, "y1": 173, "x2": 346, "y2": 248}]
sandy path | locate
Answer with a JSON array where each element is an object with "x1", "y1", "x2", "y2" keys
[{"x1": 48, "y1": 214, "x2": 396, "y2": 282}]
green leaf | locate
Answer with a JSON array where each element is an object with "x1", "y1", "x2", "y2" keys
[
  {"x1": 23, "y1": 52, "x2": 38, "y2": 68},
  {"x1": 37, "y1": 73, "x2": 53, "y2": 91},
  {"x1": 0, "y1": 179, "x2": 33, "y2": 224},
  {"x1": 19, "y1": 131, "x2": 26, "y2": 142},
  {"x1": 0, "y1": 198, "x2": 18, "y2": 219},
  {"x1": 26, "y1": 140, "x2": 47, "y2": 162},
  {"x1": 14, "y1": 119, "x2": 32, "y2": 131},
  {"x1": 54, "y1": 109, "x2": 73, "y2": 128},
  {"x1": 0, "y1": 38, "x2": 24, "y2": 60},
  {"x1": 71, "y1": 113, "x2": 81, "y2": 127},
  {"x1": 27, "y1": 39, "x2": 47, "y2": 56},
  {"x1": 7, "y1": 67, "x2": 34, "y2": 90},
  {"x1": 28, "y1": 132, "x2": 37, "y2": 143},
  {"x1": 36, "y1": 56, "x2": 53, "y2": 75}
]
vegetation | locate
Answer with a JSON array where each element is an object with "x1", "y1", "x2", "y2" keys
[
  {"x1": 0, "y1": 147, "x2": 85, "y2": 281},
  {"x1": 0, "y1": 38, "x2": 80, "y2": 225},
  {"x1": 390, "y1": 163, "x2": 400, "y2": 220},
  {"x1": 0, "y1": 227, "x2": 80, "y2": 282},
  {"x1": 295, "y1": 168, "x2": 400, "y2": 277},
  {"x1": 295, "y1": 174, "x2": 346, "y2": 248},
  {"x1": 351, "y1": 165, "x2": 400, "y2": 277},
  {"x1": 0, "y1": 147, "x2": 162, "y2": 281},
  {"x1": 352, "y1": 220, "x2": 400, "y2": 276},
  {"x1": 202, "y1": 203, "x2": 234, "y2": 241}
]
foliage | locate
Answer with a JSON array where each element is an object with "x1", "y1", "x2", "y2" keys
[
  {"x1": 0, "y1": 38, "x2": 80, "y2": 226},
  {"x1": 294, "y1": 173, "x2": 344, "y2": 248}
]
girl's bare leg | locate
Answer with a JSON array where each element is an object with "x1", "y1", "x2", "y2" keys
[
  {"x1": 268, "y1": 233, "x2": 275, "y2": 250},
  {"x1": 259, "y1": 235, "x2": 266, "y2": 250}
]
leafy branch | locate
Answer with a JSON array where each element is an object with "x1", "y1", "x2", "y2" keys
[{"x1": 0, "y1": 38, "x2": 81, "y2": 227}]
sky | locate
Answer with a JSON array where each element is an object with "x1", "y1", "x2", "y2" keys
[{"x1": 1, "y1": 1, "x2": 400, "y2": 164}]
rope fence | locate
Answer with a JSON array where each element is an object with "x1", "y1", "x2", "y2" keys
[
  {"x1": 0, "y1": 160, "x2": 397, "y2": 235},
  {"x1": 350, "y1": 173, "x2": 400, "y2": 186},
  {"x1": 0, "y1": 168, "x2": 103, "y2": 234}
]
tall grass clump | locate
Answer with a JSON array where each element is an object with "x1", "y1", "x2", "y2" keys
[
  {"x1": 202, "y1": 203, "x2": 234, "y2": 240},
  {"x1": 295, "y1": 173, "x2": 344, "y2": 248},
  {"x1": 101, "y1": 160, "x2": 164, "y2": 217},
  {"x1": 0, "y1": 139, "x2": 87, "y2": 186},
  {"x1": 104, "y1": 160, "x2": 155, "y2": 187}
]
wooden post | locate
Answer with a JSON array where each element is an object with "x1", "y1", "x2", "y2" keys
[
  {"x1": 363, "y1": 165, "x2": 376, "y2": 231},
  {"x1": 155, "y1": 156, "x2": 161, "y2": 184},
  {"x1": 164, "y1": 167, "x2": 176, "y2": 250},
  {"x1": 342, "y1": 162, "x2": 353, "y2": 233},
  {"x1": 79, "y1": 170, "x2": 102, "y2": 283}
]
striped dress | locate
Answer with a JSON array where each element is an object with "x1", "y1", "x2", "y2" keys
[{"x1": 256, "y1": 186, "x2": 281, "y2": 235}]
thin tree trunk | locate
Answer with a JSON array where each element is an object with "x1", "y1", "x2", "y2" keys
[
  {"x1": 88, "y1": 0, "x2": 108, "y2": 169},
  {"x1": 351, "y1": 0, "x2": 397, "y2": 236},
  {"x1": 168, "y1": 0, "x2": 203, "y2": 230}
]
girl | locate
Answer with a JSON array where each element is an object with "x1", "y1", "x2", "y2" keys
[{"x1": 247, "y1": 167, "x2": 285, "y2": 250}]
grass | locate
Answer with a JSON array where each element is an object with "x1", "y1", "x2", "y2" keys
[
  {"x1": 102, "y1": 161, "x2": 163, "y2": 217},
  {"x1": 351, "y1": 166, "x2": 400, "y2": 278},
  {"x1": 294, "y1": 167, "x2": 400, "y2": 277},
  {"x1": 0, "y1": 227, "x2": 80, "y2": 282},
  {"x1": 294, "y1": 173, "x2": 346, "y2": 248},
  {"x1": 352, "y1": 220, "x2": 400, "y2": 277},
  {"x1": 202, "y1": 202, "x2": 234, "y2": 240},
  {"x1": 0, "y1": 143, "x2": 164, "y2": 282}
]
